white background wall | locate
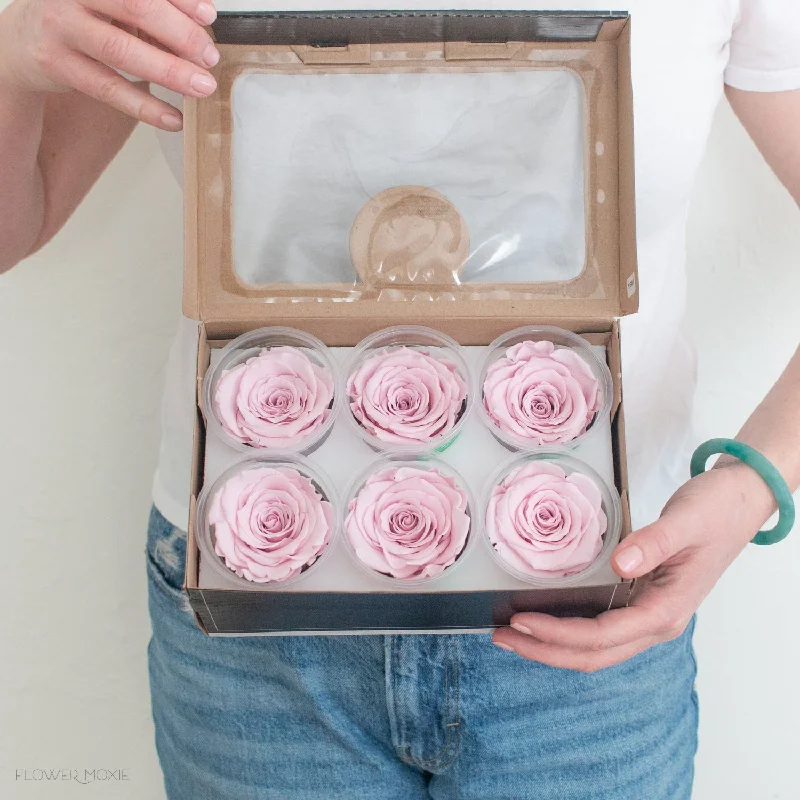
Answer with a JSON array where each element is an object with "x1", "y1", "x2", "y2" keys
[
  {"x1": 0, "y1": 96, "x2": 798, "y2": 800},
  {"x1": 686, "y1": 101, "x2": 800, "y2": 799}
]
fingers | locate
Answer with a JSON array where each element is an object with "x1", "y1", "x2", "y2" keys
[
  {"x1": 66, "y1": 14, "x2": 216, "y2": 98},
  {"x1": 493, "y1": 569, "x2": 698, "y2": 671},
  {"x1": 87, "y1": 0, "x2": 220, "y2": 68},
  {"x1": 491, "y1": 471, "x2": 743, "y2": 672},
  {"x1": 493, "y1": 626, "x2": 659, "y2": 672},
  {"x1": 506, "y1": 603, "x2": 682, "y2": 652},
  {"x1": 611, "y1": 517, "x2": 689, "y2": 579},
  {"x1": 168, "y1": 0, "x2": 217, "y2": 26},
  {"x1": 56, "y1": 50, "x2": 184, "y2": 130}
]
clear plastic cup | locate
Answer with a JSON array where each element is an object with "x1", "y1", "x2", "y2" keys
[
  {"x1": 482, "y1": 451, "x2": 621, "y2": 588},
  {"x1": 344, "y1": 325, "x2": 473, "y2": 455},
  {"x1": 195, "y1": 455, "x2": 339, "y2": 589},
  {"x1": 341, "y1": 455, "x2": 475, "y2": 588},
  {"x1": 477, "y1": 325, "x2": 613, "y2": 452},
  {"x1": 203, "y1": 327, "x2": 341, "y2": 455}
]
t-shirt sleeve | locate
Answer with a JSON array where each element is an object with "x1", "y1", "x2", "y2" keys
[{"x1": 725, "y1": 0, "x2": 800, "y2": 91}]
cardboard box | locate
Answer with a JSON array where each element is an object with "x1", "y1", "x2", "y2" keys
[{"x1": 182, "y1": 10, "x2": 638, "y2": 635}]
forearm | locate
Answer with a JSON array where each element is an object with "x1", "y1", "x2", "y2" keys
[
  {"x1": 722, "y1": 346, "x2": 800, "y2": 492},
  {"x1": 0, "y1": 0, "x2": 140, "y2": 272},
  {"x1": 708, "y1": 346, "x2": 800, "y2": 538},
  {"x1": 0, "y1": 0, "x2": 222, "y2": 271},
  {"x1": 0, "y1": 82, "x2": 46, "y2": 270},
  {"x1": 0, "y1": 81, "x2": 137, "y2": 272},
  {"x1": 719, "y1": 88, "x2": 800, "y2": 501},
  {"x1": 34, "y1": 89, "x2": 137, "y2": 253}
]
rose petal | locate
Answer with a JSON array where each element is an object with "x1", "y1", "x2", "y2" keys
[
  {"x1": 487, "y1": 462, "x2": 607, "y2": 578},
  {"x1": 208, "y1": 467, "x2": 332, "y2": 583},
  {"x1": 483, "y1": 340, "x2": 600, "y2": 445},
  {"x1": 214, "y1": 347, "x2": 334, "y2": 449},
  {"x1": 345, "y1": 466, "x2": 470, "y2": 580},
  {"x1": 347, "y1": 348, "x2": 467, "y2": 444}
]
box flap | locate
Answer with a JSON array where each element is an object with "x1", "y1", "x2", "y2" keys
[
  {"x1": 211, "y1": 9, "x2": 626, "y2": 46},
  {"x1": 184, "y1": 10, "x2": 638, "y2": 335}
]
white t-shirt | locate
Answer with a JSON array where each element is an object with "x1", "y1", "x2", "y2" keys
[{"x1": 150, "y1": 0, "x2": 800, "y2": 531}]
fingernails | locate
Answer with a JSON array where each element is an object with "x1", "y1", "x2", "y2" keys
[
  {"x1": 202, "y1": 42, "x2": 220, "y2": 68},
  {"x1": 196, "y1": 2, "x2": 217, "y2": 25},
  {"x1": 190, "y1": 73, "x2": 217, "y2": 95},
  {"x1": 495, "y1": 642, "x2": 516, "y2": 653},
  {"x1": 160, "y1": 111, "x2": 183, "y2": 131},
  {"x1": 510, "y1": 621, "x2": 532, "y2": 636},
  {"x1": 615, "y1": 544, "x2": 643, "y2": 574}
]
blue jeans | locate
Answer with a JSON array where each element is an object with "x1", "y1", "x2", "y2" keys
[{"x1": 147, "y1": 506, "x2": 698, "y2": 799}]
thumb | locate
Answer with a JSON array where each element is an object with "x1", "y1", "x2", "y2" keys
[{"x1": 611, "y1": 517, "x2": 687, "y2": 578}]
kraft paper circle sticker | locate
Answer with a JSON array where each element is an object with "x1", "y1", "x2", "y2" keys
[{"x1": 350, "y1": 186, "x2": 470, "y2": 287}]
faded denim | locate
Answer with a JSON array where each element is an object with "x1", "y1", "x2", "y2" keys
[{"x1": 147, "y1": 506, "x2": 698, "y2": 799}]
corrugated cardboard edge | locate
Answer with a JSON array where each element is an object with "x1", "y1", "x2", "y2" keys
[
  {"x1": 184, "y1": 324, "x2": 211, "y2": 634},
  {"x1": 610, "y1": 319, "x2": 635, "y2": 603},
  {"x1": 202, "y1": 314, "x2": 623, "y2": 345},
  {"x1": 292, "y1": 43, "x2": 371, "y2": 64},
  {"x1": 182, "y1": 98, "x2": 200, "y2": 320},
  {"x1": 444, "y1": 41, "x2": 526, "y2": 60},
  {"x1": 617, "y1": 18, "x2": 639, "y2": 315}
]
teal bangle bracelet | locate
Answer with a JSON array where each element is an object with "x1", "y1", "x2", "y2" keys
[{"x1": 690, "y1": 438, "x2": 796, "y2": 546}]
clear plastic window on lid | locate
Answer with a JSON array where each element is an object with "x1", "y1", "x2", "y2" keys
[{"x1": 231, "y1": 69, "x2": 587, "y2": 292}]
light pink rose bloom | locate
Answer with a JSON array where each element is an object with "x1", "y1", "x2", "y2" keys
[
  {"x1": 482, "y1": 340, "x2": 600, "y2": 445},
  {"x1": 486, "y1": 461, "x2": 606, "y2": 578},
  {"x1": 214, "y1": 346, "x2": 334, "y2": 449},
  {"x1": 346, "y1": 467, "x2": 471, "y2": 580},
  {"x1": 347, "y1": 347, "x2": 467, "y2": 444},
  {"x1": 209, "y1": 466, "x2": 334, "y2": 583}
]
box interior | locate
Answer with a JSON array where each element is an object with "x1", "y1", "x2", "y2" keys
[
  {"x1": 185, "y1": 323, "x2": 633, "y2": 634},
  {"x1": 199, "y1": 344, "x2": 618, "y2": 593}
]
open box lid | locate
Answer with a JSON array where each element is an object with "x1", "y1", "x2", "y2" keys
[{"x1": 183, "y1": 10, "x2": 638, "y2": 336}]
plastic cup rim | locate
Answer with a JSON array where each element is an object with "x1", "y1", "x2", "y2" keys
[
  {"x1": 202, "y1": 326, "x2": 343, "y2": 456},
  {"x1": 195, "y1": 454, "x2": 340, "y2": 590},
  {"x1": 480, "y1": 449, "x2": 622, "y2": 588},
  {"x1": 476, "y1": 324, "x2": 614, "y2": 453},
  {"x1": 342, "y1": 324, "x2": 475, "y2": 456},
  {"x1": 340, "y1": 453, "x2": 477, "y2": 589}
]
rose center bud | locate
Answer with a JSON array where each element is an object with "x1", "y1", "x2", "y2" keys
[
  {"x1": 388, "y1": 384, "x2": 423, "y2": 416},
  {"x1": 252, "y1": 379, "x2": 307, "y2": 424},
  {"x1": 266, "y1": 388, "x2": 294, "y2": 411},
  {"x1": 532, "y1": 499, "x2": 564, "y2": 534},
  {"x1": 522, "y1": 385, "x2": 559, "y2": 420},
  {"x1": 256, "y1": 503, "x2": 294, "y2": 538},
  {"x1": 387, "y1": 502, "x2": 426, "y2": 540}
]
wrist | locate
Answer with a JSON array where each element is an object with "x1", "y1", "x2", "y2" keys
[
  {"x1": 0, "y1": 78, "x2": 47, "y2": 110},
  {"x1": 0, "y1": 16, "x2": 46, "y2": 97},
  {"x1": 0, "y1": 78, "x2": 46, "y2": 144},
  {"x1": 0, "y1": 42, "x2": 47, "y2": 122},
  {"x1": 0, "y1": 45, "x2": 47, "y2": 96},
  {"x1": 712, "y1": 458, "x2": 779, "y2": 528}
]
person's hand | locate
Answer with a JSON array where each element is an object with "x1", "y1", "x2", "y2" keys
[
  {"x1": 493, "y1": 463, "x2": 776, "y2": 671},
  {"x1": 0, "y1": 0, "x2": 220, "y2": 130}
]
